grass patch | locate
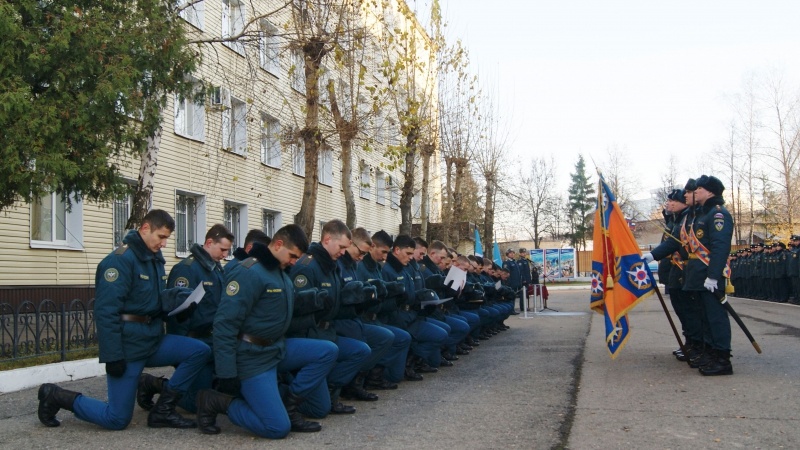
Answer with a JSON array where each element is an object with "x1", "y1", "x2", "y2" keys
[{"x1": 0, "y1": 347, "x2": 99, "y2": 371}]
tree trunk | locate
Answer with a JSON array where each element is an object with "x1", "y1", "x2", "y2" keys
[
  {"x1": 327, "y1": 79, "x2": 357, "y2": 229},
  {"x1": 399, "y1": 126, "x2": 418, "y2": 235},
  {"x1": 451, "y1": 157, "x2": 468, "y2": 245},
  {"x1": 483, "y1": 173, "x2": 496, "y2": 256},
  {"x1": 443, "y1": 156, "x2": 454, "y2": 244},
  {"x1": 420, "y1": 144, "x2": 432, "y2": 239},
  {"x1": 126, "y1": 126, "x2": 161, "y2": 230}
]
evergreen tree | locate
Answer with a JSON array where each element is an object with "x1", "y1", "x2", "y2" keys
[{"x1": 567, "y1": 154, "x2": 595, "y2": 249}]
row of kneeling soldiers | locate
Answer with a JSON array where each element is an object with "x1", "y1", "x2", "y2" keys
[
  {"x1": 728, "y1": 238, "x2": 800, "y2": 304},
  {"x1": 37, "y1": 210, "x2": 520, "y2": 438}
]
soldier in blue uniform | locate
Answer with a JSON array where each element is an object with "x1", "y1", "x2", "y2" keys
[
  {"x1": 288, "y1": 220, "x2": 371, "y2": 415},
  {"x1": 226, "y1": 229, "x2": 269, "y2": 272},
  {"x1": 37, "y1": 210, "x2": 211, "y2": 430},
  {"x1": 138, "y1": 224, "x2": 234, "y2": 414},
  {"x1": 196, "y1": 225, "x2": 339, "y2": 437},
  {"x1": 789, "y1": 236, "x2": 800, "y2": 304},
  {"x1": 517, "y1": 248, "x2": 532, "y2": 314},
  {"x1": 336, "y1": 227, "x2": 395, "y2": 401},
  {"x1": 502, "y1": 249, "x2": 522, "y2": 311}
]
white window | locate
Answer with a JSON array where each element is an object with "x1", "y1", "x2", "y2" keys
[
  {"x1": 262, "y1": 209, "x2": 282, "y2": 237},
  {"x1": 30, "y1": 193, "x2": 83, "y2": 250},
  {"x1": 224, "y1": 202, "x2": 247, "y2": 256},
  {"x1": 259, "y1": 21, "x2": 280, "y2": 76},
  {"x1": 260, "y1": 114, "x2": 281, "y2": 167},
  {"x1": 178, "y1": 0, "x2": 205, "y2": 30},
  {"x1": 318, "y1": 148, "x2": 333, "y2": 186},
  {"x1": 175, "y1": 192, "x2": 206, "y2": 257},
  {"x1": 412, "y1": 191, "x2": 421, "y2": 219},
  {"x1": 376, "y1": 171, "x2": 386, "y2": 205},
  {"x1": 222, "y1": 91, "x2": 247, "y2": 155},
  {"x1": 389, "y1": 176, "x2": 399, "y2": 210},
  {"x1": 359, "y1": 164, "x2": 371, "y2": 199},
  {"x1": 174, "y1": 82, "x2": 205, "y2": 141},
  {"x1": 292, "y1": 141, "x2": 305, "y2": 176},
  {"x1": 112, "y1": 193, "x2": 131, "y2": 248},
  {"x1": 222, "y1": 0, "x2": 245, "y2": 55},
  {"x1": 291, "y1": 49, "x2": 306, "y2": 93}
]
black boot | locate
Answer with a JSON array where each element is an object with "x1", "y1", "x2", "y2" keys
[
  {"x1": 37, "y1": 383, "x2": 80, "y2": 427},
  {"x1": 196, "y1": 389, "x2": 232, "y2": 434},
  {"x1": 689, "y1": 345, "x2": 713, "y2": 369},
  {"x1": 404, "y1": 355, "x2": 423, "y2": 381},
  {"x1": 414, "y1": 355, "x2": 439, "y2": 373},
  {"x1": 465, "y1": 336, "x2": 480, "y2": 347},
  {"x1": 341, "y1": 372, "x2": 379, "y2": 401},
  {"x1": 283, "y1": 390, "x2": 322, "y2": 432},
  {"x1": 147, "y1": 384, "x2": 197, "y2": 428},
  {"x1": 699, "y1": 349, "x2": 733, "y2": 376},
  {"x1": 329, "y1": 387, "x2": 356, "y2": 414},
  {"x1": 364, "y1": 366, "x2": 398, "y2": 390},
  {"x1": 137, "y1": 373, "x2": 166, "y2": 411},
  {"x1": 441, "y1": 350, "x2": 459, "y2": 361}
]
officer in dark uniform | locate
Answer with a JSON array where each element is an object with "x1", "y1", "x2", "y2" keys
[
  {"x1": 138, "y1": 224, "x2": 234, "y2": 414},
  {"x1": 226, "y1": 229, "x2": 270, "y2": 273},
  {"x1": 37, "y1": 210, "x2": 211, "y2": 430},
  {"x1": 750, "y1": 243, "x2": 765, "y2": 299},
  {"x1": 502, "y1": 249, "x2": 522, "y2": 311},
  {"x1": 196, "y1": 225, "x2": 339, "y2": 437},
  {"x1": 789, "y1": 236, "x2": 800, "y2": 304},
  {"x1": 517, "y1": 248, "x2": 532, "y2": 314},
  {"x1": 288, "y1": 220, "x2": 371, "y2": 415}
]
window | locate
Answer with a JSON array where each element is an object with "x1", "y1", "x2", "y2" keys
[
  {"x1": 318, "y1": 148, "x2": 333, "y2": 186},
  {"x1": 174, "y1": 82, "x2": 205, "y2": 141},
  {"x1": 260, "y1": 114, "x2": 281, "y2": 168},
  {"x1": 112, "y1": 193, "x2": 131, "y2": 248},
  {"x1": 222, "y1": 91, "x2": 247, "y2": 155},
  {"x1": 30, "y1": 193, "x2": 83, "y2": 250},
  {"x1": 412, "y1": 191, "x2": 421, "y2": 219},
  {"x1": 259, "y1": 21, "x2": 280, "y2": 76},
  {"x1": 222, "y1": 0, "x2": 245, "y2": 55},
  {"x1": 359, "y1": 164, "x2": 371, "y2": 199},
  {"x1": 224, "y1": 202, "x2": 247, "y2": 256},
  {"x1": 291, "y1": 49, "x2": 305, "y2": 92},
  {"x1": 178, "y1": 0, "x2": 205, "y2": 30},
  {"x1": 389, "y1": 176, "x2": 399, "y2": 210},
  {"x1": 292, "y1": 141, "x2": 305, "y2": 176},
  {"x1": 262, "y1": 209, "x2": 282, "y2": 237},
  {"x1": 376, "y1": 171, "x2": 386, "y2": 205},
  {"x1": 175, "y1": 192, "x2": 206, "y2": 257}
]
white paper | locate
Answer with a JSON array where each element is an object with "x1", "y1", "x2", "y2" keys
[
  {"x1": 168, "y1": 283, "x2": 205, "y2": 316},
  {"x1": 495, "y1": 280, "x2": 501, "y2": 290},
  {"x1": 421, "y1": 297, "x2": 452, "y2": 307},
  {"x1": 444, "y1": 266, "x2": 467, "y2": 293}
]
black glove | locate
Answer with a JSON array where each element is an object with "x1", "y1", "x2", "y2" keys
[
  {"x1": 361, "y1": 285, "x2": 379, "y2": 306},
  {"x1": 214, "y1": 377, "x2": 241, "y2": 397},
  {"x1": 340, "y1": 281, "x2": 366, "y2": 305},
  {"x1": 313, "y1": 290, "x2": 332, "y2": 321},
  {"x1": 174, "y1": 302, "x2": 197, "y2": 323},
  {"x1": 105, "y1": 359, "x2": 127, "y2": 378},
  {"x1": 295, "y1": 289, "x2": 325, "y2": 315},
  {"x1": 385, "y1": 281, "x2": 406, "y2": 297},
  {"x1": 367, "y1": 279, "x2": 388, "y2": 298},
  {"x1": 424, "y1": 274, "x2": 445, "y2": 291}
]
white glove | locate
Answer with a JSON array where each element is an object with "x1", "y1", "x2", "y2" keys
[
  {"x1": 642, "y1": 252, "x2": 654, "y2": 263},
  {"x1": 704, "y1": 278, "x2": 718, "y2": 292}
]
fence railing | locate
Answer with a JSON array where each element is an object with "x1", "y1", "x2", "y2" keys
[{"x1": 0, "y1": 298, "x2": 97, "y2": 364}]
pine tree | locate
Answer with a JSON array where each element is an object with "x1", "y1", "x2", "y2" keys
[{"x1": 567, "y1": 155, "x2": 595, "y2": 249}]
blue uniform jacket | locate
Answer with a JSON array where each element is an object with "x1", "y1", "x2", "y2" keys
[
  {"x1": 356, "y1": 253, "x2": 395, "y2": 320},
  {"x1": 684, "y1": 196, "x2": 733, "y2": 291},
  {"x1": 213, "y1": 244, "x2": 291, "y2": 380},
  {"x1": 503, "y1": 257, "x2": 521, "y2": 289},
  {"x1": 166, "y1": 243, "x2": 224, "y2": 343},
  {"x1": 518, "y1": 258, "x2": 532, "y2": 284},
  {"x1": 95, "y1": 229, "x2": 168, "y2": 363},
  {"x1": 382, "y1": 252, "x2": 417, "y2": 328},
  {"x1": 288, "y1": 242, "x2": 340, "y2": 342},
  {"x1": 223, "y1": 246, "x2": 249, "y2": 273}
]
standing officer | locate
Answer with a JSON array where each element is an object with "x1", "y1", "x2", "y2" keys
[
  {"x1": 789, "y1": 236, "x2": 800, "y2": 304},
  {"x1": 37, "y1": 210, "x2": 211, "y2": 430},
  {"x1": 502, "y1": 249, "x2": 522, "y2": 311},
  {"x1": 137, "y1": 224, "x2": 234, "y2": 414},
  {"x1": 196, "y1": 224, "x2": 339, "y2": 437},
  {"x1": 517, "y1": 248, "x2": 532, "y2": 314}
]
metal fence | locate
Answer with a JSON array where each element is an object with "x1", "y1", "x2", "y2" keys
[{"x1": 0, "y1": 298, "x2": 97, "y2": 363}]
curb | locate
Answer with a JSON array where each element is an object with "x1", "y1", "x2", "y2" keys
[{"x1": 0, "y1": 358, "x2": 105, "y2": 394}]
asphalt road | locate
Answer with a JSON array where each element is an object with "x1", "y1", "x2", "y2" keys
[{"x1": 1, "y1": 289, "x2": 798, "y2": 449}]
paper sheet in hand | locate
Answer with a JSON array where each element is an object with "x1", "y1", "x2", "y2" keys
[
  {"x1": 421, "y1": 297, "x2": 452, "y2": 307},
  {"x1": 168, "y1": 283, "x2": 205, "y2": 316},
  {"x1": 495, "y1": 281, "x2": 501, "y2": 290},
  {"x1": 444, "y1": 266, "x2": 467, "y2": 293}
]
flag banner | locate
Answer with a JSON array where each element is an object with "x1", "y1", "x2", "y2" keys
[
  {"x1": 474, "y1": 227, "x2": 483, "y2": 257},
  {"x1": 590, "y1": 175, "x2": 654, "y2": 358},
  {"x1": 493, "y1": 242, "x2": 502, "y2": 266}
]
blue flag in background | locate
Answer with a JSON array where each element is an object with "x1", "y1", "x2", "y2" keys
[
  {"x1": 474, "y1": 227, "x2": 483, "y2": 257},
  {"x1": 493, "y1": 242, "x2": 502, "y2": 266}
]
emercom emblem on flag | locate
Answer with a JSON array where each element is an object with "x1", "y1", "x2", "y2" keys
[{"x1": 590, "y1": 173, "x2": 654, "y2": 359}]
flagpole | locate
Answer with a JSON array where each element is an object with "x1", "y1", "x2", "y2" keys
[{"x1": 651, "y1": 281, "x2": 689, "y2": 359}]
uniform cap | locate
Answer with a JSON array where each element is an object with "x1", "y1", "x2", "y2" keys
[{"x1": 695, "y1": 175, "x2": 725, "y2": 196}]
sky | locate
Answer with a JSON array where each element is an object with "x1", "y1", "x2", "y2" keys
[{"x1": 423, "y1": 0, "x2": 800, "y2": 196}]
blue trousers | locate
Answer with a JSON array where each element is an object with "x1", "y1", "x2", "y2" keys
[
  {"x1": 178, "y1": 360, "x2": 213, "y2": 413},
  {"x1": 326, "y1": 336, "x2": 371, "y2": 388},
  {"x1": 228, "y1": 368, "x2": 290, "y2": 439},
  {"x1": 456, "y1": 311, "x2": 481, "y2": 333},
  {"x1": 375, "y1": 324, "x2": 411, "y2": 383},
  {"x1": 278, "y1": 338, "x2": 338, "y2": 399},
  {"x1": 440, "y1": 315, "x2": 470, "y2": 354},
  {"x1": 334, "y1": 320, "x2": 394, "y2": 372},
  {"x1": 73, "y1": 334, "x2": 210, "y2": 430},
  {"x1": 695, "y1": 290, "x2": 732, "y2": 351},
  {"x1": 670, "y1": 288, "x2": 704, "y2": 344},
  {"x1": 407, "y1": 319, "x2": 447, "y2": 367}
]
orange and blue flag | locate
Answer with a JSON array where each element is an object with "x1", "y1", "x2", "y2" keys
[{"x1": 590, "y1": 174, "x2": 654, "y2": 358}]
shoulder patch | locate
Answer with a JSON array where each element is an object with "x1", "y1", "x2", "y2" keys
[
  {"x1": 114, "y1": 245, "x2": 129, "y2": 255},
  {"x1": 174, "y1": 277, "x2": 190, "y2": 288},
  {"x1": 104, "y1": 268, "x2": 119, "y2": 282},
  {"x1": 226, "y1": 281, "x2": 240, "y2": 296},
  {"x1": 294, "y1": 274, "x2": 309, "y2": 288},
  {"x1": 242, "y1": 257, "x2": 258, "y2": 268}
]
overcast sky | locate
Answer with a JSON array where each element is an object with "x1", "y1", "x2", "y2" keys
[{"x1": 425, "y1": 0, "x2": 800, "y2": 195}]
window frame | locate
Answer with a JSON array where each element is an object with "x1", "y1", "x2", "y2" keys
[
  {"x1": 175, "y1": 191, "x2": 206, "y2": 258},
  {"x1": 260, "y1": 113, "x2": 281, "y2": 168},
  {"x1": 29, "y1": 192, "x2": 84, "y2": 251}
]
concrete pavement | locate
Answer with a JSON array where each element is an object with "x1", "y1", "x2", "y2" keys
[{"x1": 1, "y1": 289, "x2": 798, "y2": 449}]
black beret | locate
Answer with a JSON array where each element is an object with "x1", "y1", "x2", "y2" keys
[{"x1": 695, "y1": 175, "x2": 725, "y2": 196}]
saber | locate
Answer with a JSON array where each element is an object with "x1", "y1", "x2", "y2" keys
[{"x1": 719, "y1": 295, "x2": 762, "y2": 354}]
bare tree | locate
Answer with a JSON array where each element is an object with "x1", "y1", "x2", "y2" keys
[{"x1": 511, "y1": 156, "x2": 557, "y2": 249}]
